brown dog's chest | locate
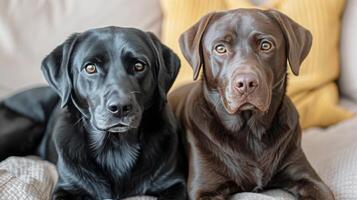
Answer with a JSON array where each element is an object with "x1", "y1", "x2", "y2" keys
[{"x1": 195, "y1": 127, "x2": 279, "y2": 192}]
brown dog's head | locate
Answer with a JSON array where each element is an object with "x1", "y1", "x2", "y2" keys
[{"x1": 179, "y1": 9, "x2": 312, "y2": 114}]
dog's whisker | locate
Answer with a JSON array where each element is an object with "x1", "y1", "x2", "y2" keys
[
  {"x1": 210, "y1": 87, "x2": 226, "y2": 93},
  {"x1": 73, "y1": 117, "x2": 84, "y2": 126},
  {"x1": 129, "y1": 91, "x2": 141, "y2": 94},
  {"x1": 102, "y1": 134, "x2": 110, "y2": 148}
]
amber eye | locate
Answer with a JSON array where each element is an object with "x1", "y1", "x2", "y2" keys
[
  {"x1": 134, "y1": 62, "x2": 146, "y2": 72},
  {"x1": 214, "y1": 44, "x2": 227, "y2": 54},
  {"x1": 260, "y1": 40, "x2": 272, "y2": 51},
  {"x1": 84, "y1": 64, "x2": 97, "y2": 74}
]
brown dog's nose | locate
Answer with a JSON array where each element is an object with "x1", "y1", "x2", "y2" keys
[{"x1": 234, "y1": 74, "x2": 259, "y2": 94}]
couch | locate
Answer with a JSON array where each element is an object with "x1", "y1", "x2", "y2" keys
[{"x1": 0, "y1": 0, "x2": 356, "y2": 199}]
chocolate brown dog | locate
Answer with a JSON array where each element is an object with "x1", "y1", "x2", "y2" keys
[{"x1": 169, "y1": 9, "x2": 334, "y2": 200}]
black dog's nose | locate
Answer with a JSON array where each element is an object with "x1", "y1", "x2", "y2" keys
[
  {"x1": 107, "y1": 100, "x2": 133, "y2": 116},
  {"x1": 234, "y1": 74, "x2": 259, "y2": 94}
]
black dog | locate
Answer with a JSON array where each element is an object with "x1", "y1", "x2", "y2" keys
[{"x1": 0, "y1": 27, "x2": 187, "y2": 200}]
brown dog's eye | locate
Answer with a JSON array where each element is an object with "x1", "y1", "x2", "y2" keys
[
  {"x1": 260, "y1": 41, "x2": 272, "y2": 51},
  {"x1": 214, "y1": 44, "x2": 227, "y2": 54},
  {"x1": 84, "y1": 64, "x2": 97, "y2": 74},
  {"x1": 134, "y1": 62, "x2": 146, "y2": 72}
]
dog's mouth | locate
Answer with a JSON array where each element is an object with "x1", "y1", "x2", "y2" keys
[
  {"x1": 226, "y1": 101, "x2": 259, "y2": 113},
  {"x1": 219, "y1": 84, "x2": 271, "y2": 114},
  {"x1": 92, "y1": 106, "x2": 142, "y2": 133},
  {"x1": 221, "y1": 94, "x2": 269, "y2": 114},
  {"x1": 106, "y1": 122, "x2": 132, "y2": 133},
  {"x1": 94, "y1": 121, "x2": 134, "y2": 133},
  {"x1": 238, "y1": 103, "x2": 257, "y2": 111}
]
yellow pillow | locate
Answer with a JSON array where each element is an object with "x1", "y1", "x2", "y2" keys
[{"x1": 161, "y1": 0, "x2": 353, "y2": 128}]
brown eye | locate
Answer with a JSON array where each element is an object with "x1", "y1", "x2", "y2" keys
[
  {"x1": 134, "y1": 62, "x2": 145, "y2": 72},
  {"x1": 260, "y1": 40, "x2": 272, "y2": 51},
  {"x1": 214, "y1": 44, "x2": 227, "y2": 54},
  {"x1": 84, "y1": 64, "x2": 97, "y2": 74}
]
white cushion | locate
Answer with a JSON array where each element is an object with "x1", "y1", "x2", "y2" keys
[
  {"x1": 340, "y1": 0, "x2": 357, "y2": 102},
  {"x1": 0, "y1": 0, "x2": 162, "y2": 99}
]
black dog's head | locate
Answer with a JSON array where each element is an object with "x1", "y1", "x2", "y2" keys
[
  {"x1": 180, "y1": 9, "x2": 312, "y2": 114},
  {"x1": 42, "y1": 27, "x2": 180, "y2": 133}
]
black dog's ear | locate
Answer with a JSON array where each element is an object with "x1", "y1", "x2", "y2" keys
[
  {"x1": 267, "y1": 10, "x2": 313, "y2": 76},
  {"x1": 41, "y1": 33, "x2": 79, "y2": 107},
  {"x1": 147, "y1": 32, "x2": 180, "y2": 100},
  {"x1": 179, "y1": 12, "x2": 216, "y2": 80}
]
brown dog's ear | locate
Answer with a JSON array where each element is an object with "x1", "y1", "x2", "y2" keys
[
  {"x1": 267, "y1": 10, "x2": 312, "y2": 76},
  {"x1": 41, "y1": 33, "x2": 79, "y2": 107},
  {"x1": 179, "y1": 12, "x2": 216, "y2": 80}
]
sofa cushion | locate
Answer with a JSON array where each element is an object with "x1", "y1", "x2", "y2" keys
[
  {"x1": 340, "y1": 0, "x2": 357, "y2": 103},
  {"x1": 231, "y1": 190, "x2": 294, "y2": 200},
  {"x1": 0, "y1": 157, "x2": 158, "y2": 200},
  {"x1": 0, "y1": 156, "x2": 57, "y2": 200},
  {"x1": 0, "y1": 0, "x2": 162, "y2": 99},
  {"x1": 302, "y1": 99, "x2": 357, "y2": 200},
  {"x1": 1, "y1": 101, "x2": 356, "y2": 199}
]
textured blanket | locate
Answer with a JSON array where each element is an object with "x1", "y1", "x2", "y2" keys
[{"x1": 1, "y1": 101, "x2": 356, "y2": 200}]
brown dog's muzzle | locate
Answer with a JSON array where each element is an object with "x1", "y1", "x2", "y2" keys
[{"x1": 221, "y1": 65, "x2": 271, "y2": 114}]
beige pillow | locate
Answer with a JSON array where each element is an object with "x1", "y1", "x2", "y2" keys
[{"x1": 0, "y1": 0, "x2": 162, "y2": 99}]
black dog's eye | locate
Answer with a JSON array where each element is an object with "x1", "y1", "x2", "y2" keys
[
  {"x1": 260, "y1": 40, "x2": 273, "y2": 51},
  {"x1": 214, "y1": 44, "x2": 227, "y2": 54},
  {"x1": 133, "y1": 62, "x2": 146, "y2": 72},
  {"x1": 84, "y1": 64, "x2": 97, "y2": 74}
]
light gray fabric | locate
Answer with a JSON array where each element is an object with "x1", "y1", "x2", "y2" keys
[
  {"x1": 0, "y1": 0, "x2": 162, "y2": 99},
  {"x1": 0, "y1": 102, "x2": 356, "y2": 199},
  {"x1": 125, "y1": 197, "x2": 157, "y2": 200},
  {"x1": 301, "y1": 99, "x2": 357, "y2": 200},
  {"x1": 230, "y1": 190, "x2": 294, "y2": 200},
  {"x1": 340, "y1": 0, "x2": 357, "y2": 102},
  {"x1": 0, "y1": 157, "x2": 157, "y2": 200},
  {"x1": 0, "y1": 156, "x2": 57, "y2": 200}
]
